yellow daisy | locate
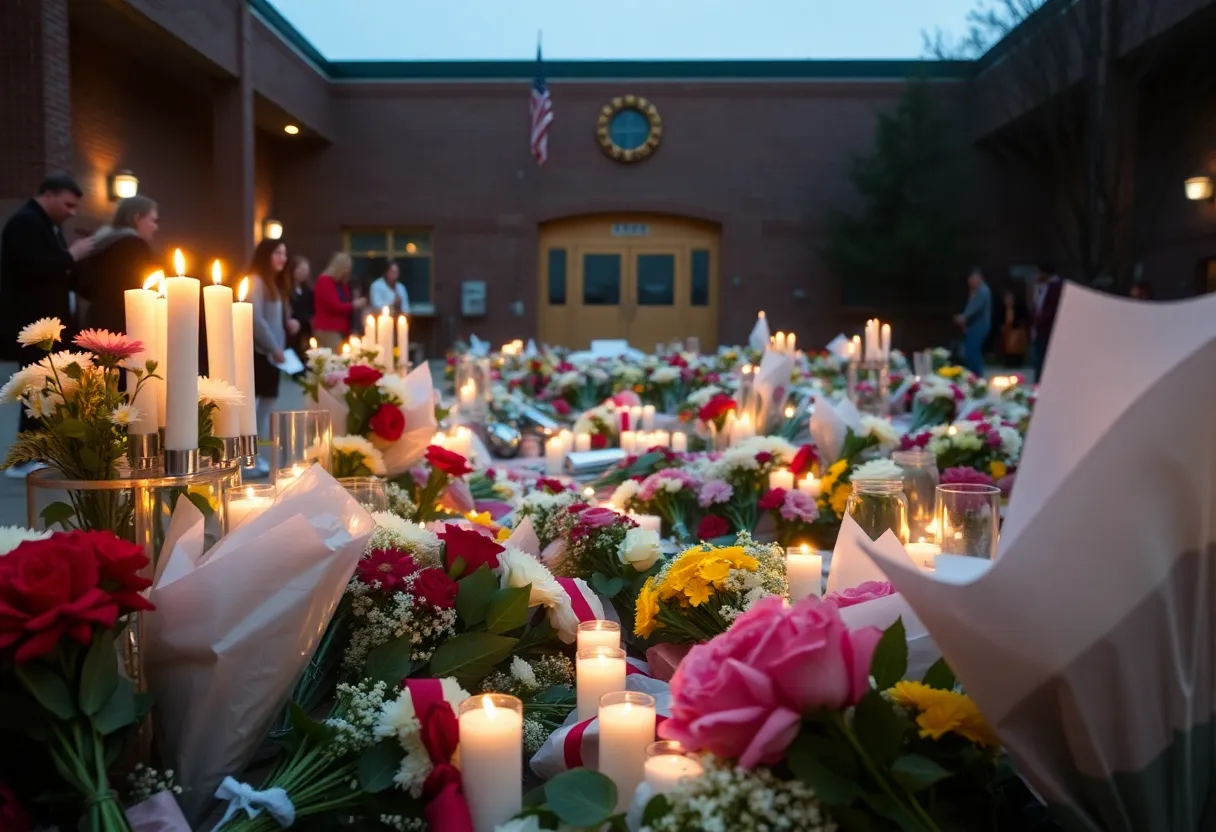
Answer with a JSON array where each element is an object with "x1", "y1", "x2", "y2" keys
[
  {"x1": 989, "y1": 460, "x2": 1007, "y2": 480},
  {"x1": 682, "y1": 578, "x2": 713, "y2": 607},
  {"x1": 633, "y1": 577, "x2": 661, "y2": 637}
]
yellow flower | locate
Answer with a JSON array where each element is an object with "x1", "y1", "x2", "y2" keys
[
  {"x1": 466, "y1": 510, "x2": 494, "y2": 528},
  {"x1": 495, "y1": 526, "x2": 513, "y2": 542},
  {"x1": 634, "y1": 577, "x2": 661, "y2": 637},
  {"x1": 830, "y1": 483, "x2": 851, "y2": 516},
  {"x1": 937, "y1": 365, "x2": 963, "y2": 379},
  {"x1": 888, "y1": 682, "x2": 1001, "y2": 747},
  {"x1": 187, "y1": 484, "x2": 220, "y2": 512},
  {"x1": 915, "y1": 696, "x2": 974, "y2": 741},
  {"x1": 682, "y1": 578, "x2": 713, "y2": 607},
  {"x1": 989, "y1": 460, "x2": 1007, "y2": 480},
  {"x1": 888, "y1": 681, "x2": 951, "y2": 710},
  {"x1": 697, "y1": 559, "x2": 732, "y2": 585}
]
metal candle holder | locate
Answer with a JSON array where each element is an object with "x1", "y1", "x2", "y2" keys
[
  {"x1": 238, "y1": 434, "x2": 259, "y2": 466},
  {"x1": 218, "y1": 436, "x2": 241, "y2": 464},
  {"x1": 163, "y1": 448, "x2": 200, "y2": 476},
  {"x1": 129, "y1": 432, "x2": 161, "y2": 471}
]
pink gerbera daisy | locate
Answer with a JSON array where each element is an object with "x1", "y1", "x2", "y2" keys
[{"x1": 73, "y1": 329, "x2": 144, "y2": 362}]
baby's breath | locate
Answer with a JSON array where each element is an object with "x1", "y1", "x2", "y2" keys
[
  {"x1": 124, "y1": 764, "x2": 182, "y2": 804},
  {"x1": 342, "y1": 578, "x2": 457, "y2": 676}
]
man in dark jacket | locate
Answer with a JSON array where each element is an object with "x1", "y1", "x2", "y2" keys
[
  {"x1": 0, "y1": 174, "x2": 94, "y2": 477},
  {"x1": 1030, "y1": 263, "x2": 1063, "y2": 383}
]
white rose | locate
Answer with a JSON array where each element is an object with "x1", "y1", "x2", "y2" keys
[
  {"x1": 497, "y1": 545, "x2": 565, "y2": 609},
  {"x1": 618, "y1": 527, "x2": 661, "y2": 571}
]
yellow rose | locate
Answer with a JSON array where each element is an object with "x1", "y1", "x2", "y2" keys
[
  {"x1": 989, "y1": 460, "x2": 1007, "y2": 480},
  {"x1": 633, "y1": 577, "x2": 661, "y2": 637}
]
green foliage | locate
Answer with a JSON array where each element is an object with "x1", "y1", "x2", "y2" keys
[
  {"x1": 821, "y1": 79, "x2": 972, "y2": 309},
  {"x1": 485, "y1": 585, "x2": 532, "y2": 634},
  {"x1": 428, "y1": 632, "x2": 518, "y2": 686},
  {"x1": 922, "y1": 657, "x2": 957, "y2": 691},
  {"x1": 544, "y1": 768, "x2": 619, "y2": 828},
  {"x1": 358, "y1": 738, "x2": 402, "y2": 793},
  {"x1": 363, "y1": 635, "x2": 415, "y2": 687},
  {"x1": 870, "y1": 618, "x2": 909, "y2": 690},
  {"x1": 455, "y1": 565, "x2": 499, "y2": 627}
]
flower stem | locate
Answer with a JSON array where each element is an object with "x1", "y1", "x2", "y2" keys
[{"x1": 833, "y1": 713, "x2": 941, "y2": 832}]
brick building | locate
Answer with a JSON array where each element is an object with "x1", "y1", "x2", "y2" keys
[{"x1": 2, "y1": 0, "x2": 1214, "y2": 354}]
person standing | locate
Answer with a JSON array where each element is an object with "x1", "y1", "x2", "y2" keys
[
  {"x1": 286, "y1": 255, "x2": 314, "y2": 358},
  {"x1": 77, "y1": 195, "x2": 159, "y2": 334},
  {"x1": 1030, "y1": 264, "x2": 1063, "y2": 382},
  {"x1": 954, "y1": 269, "x2": 992, "y2": 376},
  {"x1": 1000, "y1": 288, "x2": 1029, "y2": 367},
  {"x1": 0, "y1": 174, "x2": 94, "y2": 478},
  {"x1": 312, "y1": 253, "x2": 365, "y2": 348},
  {"x1": 248, "y1": 238, "x2": 289, "y2": 475},
  {"x1": 368, "y1": 260, "x2": 410, "y2": 315}
]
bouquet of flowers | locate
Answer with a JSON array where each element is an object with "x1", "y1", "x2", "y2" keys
[
  {"x1": 694, "y1": 436, "x2": 797, "y2": 535},
  {"x1": 480, "y1": 655, "x2": 576, "y2": 754},
  {"x1": 572, "y1": 401, "x2": 619, "y2": 449},
  {"x1": 593, "y1": 445, "x2": 685, "y2": 489},
  {"x1": 552, "y1": 359, "x2": 610, "y2": 411},
  {"x1": 611, "y1": 468, "x2": 702, "y2": 541},
  {"x1": 516, "y1": 485, "x2": 580, "y2": 549},
  {"x1": 633, "y1": 534, "x2": 787, "y2": 643},
  {"x1": 393, "y1": 445, "x2": 475, "y2": 523},
  {"x1": 900, "y1": 416, "x2": 1023, "y2": 483},
  {"x1": 906, "y1": 374, "x2": 965, "y2": 431}
]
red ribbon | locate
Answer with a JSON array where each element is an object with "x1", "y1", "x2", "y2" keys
[
  {"x1": 404, "y1": 680, "x2": 474, "y2": 832},
  {"x1": 560, "y1": 714, "x2": 669, "y2": 770},
  {"x1": 556, "y1": 577, "x2": 595, "y2": 622}
]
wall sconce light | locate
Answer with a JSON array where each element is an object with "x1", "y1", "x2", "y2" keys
[
  {"x1": 109, "y1": 170, "x2": 139, "y2": 201},
  {"x1": 1184, "y1": 176, "x2": 1213, "y2": 201},
  {"x1": 263, "y1": 218, "x2": 284, "y2": 240}
]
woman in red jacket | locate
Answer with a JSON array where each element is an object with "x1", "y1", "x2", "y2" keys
[{"x1": 312, "y1": 252, "x2": 365, "y2": 348}]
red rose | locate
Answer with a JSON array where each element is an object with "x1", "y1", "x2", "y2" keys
[
  {"x1": 369, "y1": 403, "x2": 406, "y2": 442},
  {"x1": 77, "y1": 530, "x2": 154, "y2": 612},
  {"x1": 346, "y1": 364, "x2": 383, "y2": 386},
  {"x1": 590, "y1": 433, "x2": 607, "y2": 450},
  {"x1": 755, "y1": 451, "x2": 774, "y2": 465},
  {"x1": 696, "y1": 515, "x2": 730, "y2": 540},
  {"x1": 789, "y1": 445, "x2": 817, "y2": 477},
  {"x1": 536, "y1": 478, "x2": 566, "y2": 494},
  {"x1": 414, "y1": 567, "x2": 458, "y2": 609},
  {"x1": 426, "y1": 445, "x2": 473, "y2": 478},
  {"x1": 551, "y1": 399, "x2": 571, "y2": 416},
  {"x1": 697, "y1": 394, "x2": 737, "y2": 424},
  {"x1": 758, "y1": 488, "x2": 787, "y2": 511},
  {"x1": 439, "y1": 524, "x2": 504, "y2": 573}
]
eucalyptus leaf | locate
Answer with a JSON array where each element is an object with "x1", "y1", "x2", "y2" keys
[{"x1": 545, "y1": 768, "x2": 617, "y2": 828}]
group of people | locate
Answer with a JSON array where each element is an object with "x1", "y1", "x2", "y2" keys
[{"x1": 0, "y1": 174, "x2": 412, "y2": 477}]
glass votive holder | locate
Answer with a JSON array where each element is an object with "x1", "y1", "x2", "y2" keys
[
  {"x1": 644, "y1": 741, "x2": 705, "y2": 794},
  {"x1": 935, "y1": 483, "x2": 1001, "y2": 559},
  {"x1": 457, "y1": 694, "x2": 523, "y2": 832},
  {"x1": 892, "y1": 449, "x2": 939, "y2": 541},
  {"x1": 275, "y1": 462, "x2": 313, "y2": 495},
  {"x1": 598, "y1": 691, "x2": 657, "y2": 811},
  {"x1": 223, "y1": 483, "x2": 276, "y2": 533},
  {"x1": 576, "y1": 620, "x2": 621, "y2": 653},
  {"x1": 270, "y1": 410, "x2": 332, "y2": 473},
  {"x1": 338, "y1": 476, "x2": 388, "y2": 513},
  {"x1": 845, "y1": 479, "x2": 910, "y2": 544}
]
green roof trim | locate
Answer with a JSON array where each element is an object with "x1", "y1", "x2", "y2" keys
[{"x1": 252, "y1": 0, "x2": 329, "y2": 70}]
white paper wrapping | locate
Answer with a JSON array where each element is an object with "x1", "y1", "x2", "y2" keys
[
  {"x1": 858, "y1": 285, "x2": 1216, "y2": 831},
  {"x1": 826, "y1": 334, "x2": 852, "y2": 361},
  {"x1": 753, "y1": 349, "x2": 794, "y2": 430},
  {"x1": 145, "y1": 465, "x2": 375, "y2": 819},
  {"x1": 320, "y1": 363, "x2": 438, "y2": 477},
  {"x1": 809, "y1": 391, "x2": 862, "y2": 465}
]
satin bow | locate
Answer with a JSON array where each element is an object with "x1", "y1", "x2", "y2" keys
[{"x1": 214, "y1": 776, "x2": 296, "y2": 828}]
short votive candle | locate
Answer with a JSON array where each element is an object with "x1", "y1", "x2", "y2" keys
[
  {"x1": 786, "y1": 544, "x2": 823, "y2": 601},
  {"x1": 275, "y1": 463, "x2": 311, "y2": 495},
  {"x1": 577, "y1": 620, "x2": 621, "y2": 653},
  {"x1": 644, "y1": 741, "x2": 705, "y2": 794},
  {"x1": 224, "y1": 484, "x2": 275, "y2": 531},
  {"x1": 769, "y1": 468, "x2": 796, "y2": 491},
  {"x1": 671, "y1": 431, "x2": 687, "y2": 453},
  {"x1": 574, "y1": 432, "x2": 592, "y2": 452},
  {"x1": 598, "y1": 691, "x2": 657, "y2": 812},
  {"x1": 576, "y1": 646, "x2": 626, "y2": 722},
  {"x1": 620, "y1": 430, "x2": 637, "y2": 454}
]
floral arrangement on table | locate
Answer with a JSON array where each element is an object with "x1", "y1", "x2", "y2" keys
[
  {"x1": 593, "y1": 444, "x2": 686, "y2": 489},
  {"x1": 691, "y1": 436, "x2": 798, "y2": 536},
  {"x1": 900, "y1": 415, "x2": 1023, "y2": 484},
  {"x1": 196, "y1": 375, "x2": 243, "y2": 462},
  {"x1": 610, "y1": 468, "x2": 701, "y2": 541},
  {"x1": 552, "y1": 358, "x2": 613, "y2": 411},
  {"x1": 516, "y1": 485, "x2": 582, "y2": 548},
  {"x1": 906, "y1": 372, "x2": 966, "y2": 431},
  {"x1": 2, "y1": 319, "x2": 157, "y2": 534},
  {"x1": 571, "y1": 401, "x2": 620, "y2": 449},
  {"x1": 801, "y1": 422, "x2": 901, "y2": 549},
  {"x1": 633, "y1": 533, "x2": 786, "y2": 643},
  {"x1": 639, "y1": 597, "x2": 1011, "y2": 832}
]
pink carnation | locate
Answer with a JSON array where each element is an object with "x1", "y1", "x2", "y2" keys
[
  {"x1": 824, "y1": 580, "x2": 896, "y2": 608},
  {"x1": 698, "y1": 480, "x2": 733, "y2": 508},
  {"x1": 940, "y1": 466, "x2": 995, "y2": 487},
  {"x1": 638, "y1": 469, "x2": 699, "y2": 502},
  {"x1": 778, "y1": 489, "x2": 819, "y2": 523}
]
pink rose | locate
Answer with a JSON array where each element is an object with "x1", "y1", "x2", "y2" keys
[
  {"x1": 770, "y1": 597, "x2": 882, "y2": 715},
  {"x1": 824, "y1": 580, "x2": 896, "y2": 609},
  {"x1": 611, "y1": 391, "x2": 642, "y2": 408},
  {"x1": 577, "y1": 507, "x2": 621, "y2": 528}
]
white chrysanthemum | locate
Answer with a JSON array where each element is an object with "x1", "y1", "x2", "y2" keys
[
  {"x1": 0, "y1": 526, "x2": 52, "y2": 556},
  {"x1": 650, "y1": 365, "x2": 681, "y2": 384},
  {"x1": 998, "y1": 425, "x2": 1023, "y2": 459},
  {"x1": 375, "y1": 677, "x2": 470, "y2": 742},
  {"x1": 196, "y1": 376, "x2": 244, "y2": 406},
  {"x1": 609, "y1": 479, "x2": 640, "y2": 509},
  {"x1": 858, "y1": 415, "x2": 900, "y2": 449},
  {"x1": 17, "y1": 317, "x2": 65, "y2": 347},
  {"x1": 375, "y1": 373, "x2": 413, "y2": 406},
  {"x1": 521, "y1": 490, "x2": 574, "y2": 514},
  {"x1": 509, "y1": 656, "x2": 538, "y2": 688},
  {"x1": 110, "y1": 403, "x2": 141, "y2": 426},
  {"x1": 0, "y1": 365, "x2": 44, "y2": 402},
  {"x1": 555, "y1": 371, "x2": 582, "y2": 390},
  {"x1": 587, "y1": 367, "x2": 609, "y2": 384},
  {"x1": 491, "y1": 479, "x2": 521, "y2": 502},
  {"x1": 369, "y1": 511, "x2": 443, "y2": 566},
  {"x1": 618, "y1": 527, "x2": 661, "y2": 571},
  {"x1": 686, "y1": 385, "x2": 723, "y2": 407},
  {"x1": 333, "y1": 434, "x2": 387, "y2": 476},
  {"x1": 851, "y1": 458, "x2": 903, "y2": 482},
  {"x1": 497, "y1": 545, "x2": 567, "y2": 609}
]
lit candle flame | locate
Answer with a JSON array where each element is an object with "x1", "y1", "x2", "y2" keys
[
  {"x1": 947, "y1": 425, "x2": 958, "y2": 436},
  {"x1": 800, "y1": 544, "x2": 810, "y2": 554},
  {"x1": 784, "y1": 405, "x2": 796, "y2": 418},
  {"x1": 238, "y1": 277, "x2": 250, "y2": 302},
  {"x1": 381, "y1": 306, "x2": 390, "y2": 318},
  {"x1": 173, "y1": 249, "x2": 185, "y2": 276},
  {"x1": 143, "y1": 271, "x2": 164, "y2": 291},
  {"x1": 244, "y1": 486, "x2": 255, "y2": 499},
  {"x1": 309, "y1": 336, "x2": 317, "y2": 349},
  {"x1": 583, "y1": 486, "x2": 594, "y2": 497},
  {"x1": 210, "y1": 259, "x2": 223, "y2": 285},
  {"x1": 341, "y1": 343, "x2": 350, "y2": 356},
  {"x1": 758, "y1": 310, "x2": 766, "y2": 318},
  {"x1": 482, "y1": 696, "x2": 498, "y2": 717},
  {"x1": 365, "y1": 314, "x2": 375, "y2": 329}
]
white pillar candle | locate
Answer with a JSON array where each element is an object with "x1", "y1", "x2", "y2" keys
[
  {"x1": 458, "y1": 379, "x2": 477, "y2": 409},
  {"x1": 628, "y1": 513, "x2": 662, "y2": 535},
  {"x1": 769, "y1": 468, "x2": 795, "y2": 492},
  {"x1": 644, "y1": 743, "x2": 705, "y2": 794},
  {"x1": 202, "y1": 261, "x2": 240, "y2": 438},
  {"x1": 123, "y1": 276, "x2": 159, "y2": 435},
  {"x1": 798, "y1": 475, "x2": 821, "y2": 498},
  {"x1": 154, "y1": 290, "x2": 168, "y2": 427},
  {"x1": 574, "y1": 432, "x2": 592, "y2": 452},
  {"x1": 905, "y1": 539, "x2": 941, "y2": 570},
  {"x1": 576, "y1": 646, "x2": 626, "y2": 722},
  {"x1": 458, "y1": 694, "x2": 523, "y2": 832},
  {"x1": 786, "y1": 544, "x2": 824, "y2": 602},
  {"x1": 653, "y1": 429, "x2": 670, "y2": 449},
  {"x1": 576, "y1": 620, "x2": 621, "y2": 653},
  {"x1": 774, "y1": 331, "x2": 786, "y2": 352},
  {"x1": 376, "y1": 306, "x2": 393, "y2": 368},
  {"x1": 787, "y1": 333, "x2": 796, "y2": 354},
  {"x1": 450, "y1": 426, "x2": 473, "y2": 459},
  {"x1": 634, "y1": 431, "x2": 649, "y2": 450},
  {"x1": 233, "y1": 279, "x2": 257, "y2": 436},
  {"x1": 880, "y1": 323, "x2": 891, "y2": 361},
  {"x1": 598, "y1": 692, "x2": 656, "y2": 812},
  {"x1": 363, "y1": 314, "x2": 376, "y2": 346},
  {"x1": 641, "y1": 404, "x2": 656, "y2": 430},
  {"x1": 396, "y1": 315, "x2": 409, "y2": 370},
  {"x1": 849, "y1": 335, "x2": 861, "y2": 362},
  {"x1": 629, "y1": 406, "x2": 643, "y2": 431},
  {"x1": 731, "y1": 413, "x2": 754, "y2": 443},
  {"x1": 545, "y1": 435, "x2": 566, "y2": 475},
  {"x1": 671, "y1": 431, "x2": 687, "y2": 453},
  {"x1": 164, "y1": 251, "x2": 200, "y2": 451},
  {"x1": 620, "y1": 430, "x2": 636, "y2": 454},
  {"x1": 225, "y1": 484, "x2": 275, "y2": 530}
]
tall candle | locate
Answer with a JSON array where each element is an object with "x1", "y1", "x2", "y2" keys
[
  {"x1": 545, "y1": 435, "x2": 565, "y2": 476},
  {"x1": 458, "y1": 379, "x2": 477, "y2": 409},
  {"x1": 154, "y1": 287, "x2": 168, "y2": 427},
  {"x1": 233, "y1": 278, "x2": 257, "y2": 436},
  {"x1": 786, "y1": 544, "x2": 823, "y2": 601},
  {"x1": 123, "y1": 275, "x2": 160, "y2": 435},
  {"x1": 376, "y1": 306, "x2": 393, "y2": 368},
  {"x1": 459, "y1": 695, "x2": 523, "y2": 832},
  {"x1": 164, "y1": 250, "x2": 200, "y2": 451},
  {"x1": 644, "y1": 742, "x2": 705, "y2": 794},
  {"x1": 620, "y1": 430, "x2": 637, "y2": 454},
  {"x1": 225, "y1": 484, "x2": 274, "y2": 530},
  {"x1": 769, "y1": 468, "x2": 795, "y2": 491},
  {"x1": 576, "y1": 620, "x2": 621, "y2": 653},
  {"x1": 202, "y1": 260, "x2": 240, "y2": 438},
  {"x1": 576, "y1": 646, "x2": 626, "y2": 722},
  {"x1": 396, "y1": 315, "x2": 409, "y2": 369},
  {"x1": 671, "y1": 432, "x2": 687, "y2": 453},
  {"x1": 787, "y1": 332, "x2": 797, "y2": 353},
  {"x1": 641, "y1": 405, "x2": 656, "y2": 430},
  {"x1": 850, "y1": 335, "x2": 861, "y2": 363},
  {"x1": 598, "y1": 692, "x2": 656, "y2": 812},
  {"x1": 574, "y1": 432, "x2": 592, "y2": 452},
  {"x1": 363, "y1": 314, "x2": 376, "y2": 346},
  {"x1": 880, "y1": 323, "x2": 891, "y2": 361}
]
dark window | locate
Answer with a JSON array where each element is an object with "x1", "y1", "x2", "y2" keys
[
  {"x1": 583, "y1": 254, "x2": 621, "y2": 305},
  {"x1": 398, "y1": 258, "x2": 431, "y2": 304},
  {"x1": 548, "y1": 249, "x2": 567, "y2": 305},
  {"x1": 691, "y1": 249, "x2": 710, "y2": 306},
  {"x1": 609, "y1": 109, "x2": 650, "y2": 151},
  {"x1": 637, "y1": 254, "x2": 675, "y2": 305},
  {"x1": 345, "y1": 230, "x2": 433, "y2": 304}
]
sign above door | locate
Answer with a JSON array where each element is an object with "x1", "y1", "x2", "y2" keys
[{"x1": 611, "y1": 223, "x2": 650, "y2": 237}]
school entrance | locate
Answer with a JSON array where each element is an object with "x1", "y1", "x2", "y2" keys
[{"x1": 538, "y1": 215, "x2": 720, "y2": 350}]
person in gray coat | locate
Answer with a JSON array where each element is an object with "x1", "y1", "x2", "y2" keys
[{"x1": 954, "y1": 269, "x2": 992, "y2": 376}]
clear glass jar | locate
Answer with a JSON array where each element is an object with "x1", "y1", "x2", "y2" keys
[
  {"x1": 845, "y1": 479, "x2": 909, "y2": 544},
  {"x1": 892, "y1": 450, "x2": 939, "y2": 541},
  {"x1": 936, "y1": 483, "x2": 1001, "y2": 559}
]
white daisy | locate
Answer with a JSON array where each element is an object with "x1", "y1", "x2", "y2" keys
[
  {"x1": 17, "y1": 317, "x2": 65, "y2": 347},
  {"x1": 110, "y1": 403, "x2": 141, "y2": 426},
  {"x1": 0, "y1": 366, "x2": 44, "y2": 402},
  {"x1": 196, "y1": 376, "x2": 244, "y2": 406}
]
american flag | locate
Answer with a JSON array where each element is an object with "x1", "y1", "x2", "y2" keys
[{"x1": 530, "y1": 42, "x2": 554, "y2": 165}]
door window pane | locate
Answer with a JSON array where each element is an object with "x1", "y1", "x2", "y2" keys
[
  {"x1": 583, "y1": 254, "x2": 621, "y2": 306},
  {"x1": 637, "y1": 254, "x2": 675, "y2": 305},
  {"x1": 398, "y1": 258, "x2": 431, "y2": 304},
  {"x1": 691, "y1": 249, "x2": 710, "y2": 306},
  {"x1": 394, "y1": 232, "x2": 431, "y2": 255},
  {"x1": 349, "y1": 231, "x2": 387, "y2": 254},
  {"x1": 548, "y1": 249, "x2": 567, "y2": 305}
]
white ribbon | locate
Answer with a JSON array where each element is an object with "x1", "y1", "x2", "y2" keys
[{"x1": 214, "y1": 776, "x2": 296, "y2": 828}]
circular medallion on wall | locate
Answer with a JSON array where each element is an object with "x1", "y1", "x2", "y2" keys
[{"x1": 597, "y1": 95, "x2": 662, "y2": 163}]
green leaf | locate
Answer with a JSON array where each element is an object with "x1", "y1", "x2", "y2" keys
[
  {"x1": 921, "y1": 657, "x2": 956, "y2": 691},
  {"x1": 869, "y1": 617, "x2": 908, "y2": 690},
  {"x1": 288, "y1": 701, "x2": 334, "y2": 748},
  {"x1": 78, "y1": 629, "x2": 119, "y2": 716},
  {"x1": 447, "y1": 556, "x2": 467, "y2": 581},
  {"x1": 590, "y1": 572, "x2": 627, "y2": 598},
  {"x1": 455, "y1": 564, "x2": 499, "y2": 627},
  {"x1": 641, "y1": 793, "x2": 672, "y2": 826},
  {"x1": 545, "y1": 768, "x2": 617, "y2": 828},
  {"x1": 15, "y1": 663, "x2": 75, "y2": 721},
  {"x1": 428, "y1": 632, "x2": 518, "y2": 686},
  {"x1": 93, "y1": 677, "x2": 136, "y2": 736},
  {"x1": 890, "y1": 754, "x2": 952, "y2": 792},
  {"x1": 853, "y1": 691, "x2": 908, "y2": 766},
  {"x1": 54, "y1": 418, "x2": 90, "y2": 440},
  {"x1": 786, "y1": 730, "x2": 864, "y2": 805},
  {"x1": 359, "y1": 738, "x2": 402, "y2": 793},
  {"x1": 39, "y1": 501, "x2": 77, "y2": 530},
  {"x1": 522, "y1": 783, "x2": 548, "y2": 807},
  {"x1": 485, "y1": 585, "x2": 531, "y2": 634},
  {"x1": 531, "y1": 685, "x2": 576, "y2": 706},
  {"x1": 184, "y1": 490, "x2": 215, "y2": 517},
  {"x1": 363, "y1": 634, "x2": 415, "y2": 687}
]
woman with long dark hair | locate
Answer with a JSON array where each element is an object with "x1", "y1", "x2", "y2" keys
[{"x1": 248, "y1": 237, "x2": 289, "y2": 473}]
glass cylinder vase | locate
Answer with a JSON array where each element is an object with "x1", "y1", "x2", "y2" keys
[
  {"x1": 456, "y1": 354, "x2": 492, "y2": 424},
  {"x1": 339, "y1": 476, "x2": 388, "y2": 513},
  {"x1": 270, "y1": 409, "x2": 332, "y2": 473},
  {"x1": 845, "y1": 479, "x2": 909, "y2": 544},
  {"x1": 892, "y1": 450, "x2": 939, "y2": 541},
  {"x1": 935, "y1": 483, "x2": 1001, "y2": 559}
]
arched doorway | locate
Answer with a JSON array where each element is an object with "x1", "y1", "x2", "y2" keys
[{"x1": 538, "y1": 214, "x2": 720, "y2": 349}]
